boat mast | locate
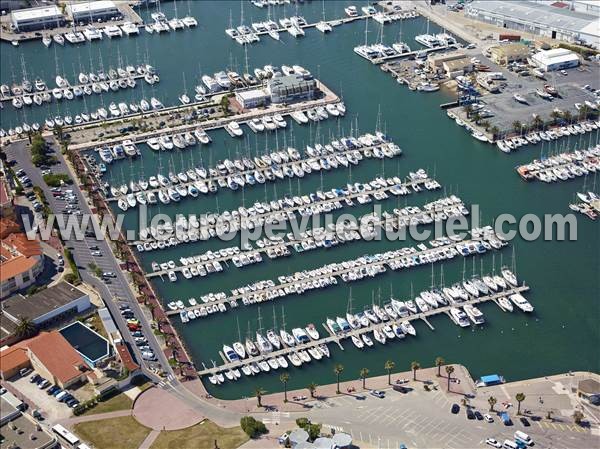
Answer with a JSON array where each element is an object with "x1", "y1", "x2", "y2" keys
[{"x1": 236, "y1": 316, "x2": 242, "y2": 342}]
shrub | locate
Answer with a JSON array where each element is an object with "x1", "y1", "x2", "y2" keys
[
  {"x1": 43, "y1": 173, "x2": 72, "y2": 187},
  {"x1": 240, "y1": 416, "x2": 267, "y2": 438}
]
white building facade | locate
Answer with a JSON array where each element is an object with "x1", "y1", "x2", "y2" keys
[{"x1": 11, "y1": 6, "x2": 65, "y2": 32}]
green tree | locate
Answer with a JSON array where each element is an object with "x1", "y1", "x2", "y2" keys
[
  {"x1": 435, "y1": 357, "x2": 445, "y2": 377},
  {"x1": 253, "y1": 387, "x2": 266, "y2": 408},
  {"x1": 411, "y1": 361, "x2": 420, "y2": 381},
  {"x1": 490, "y1": 126, "x2": 500, "y2": 140},
  {"x1": 445, "y1": 365, "x2": 455, "y2": 392},
  {"x1": 240, "y1": 416, "x2": 267, "y2": 438},
  {"x1": 280, "y1": 372, "x2": 290, "y2": 403},
  {"x1": 512, "y1": 120, "x2": 523, "y2": 134},
  {"x1": 334, "y1": 364, "x2": 344, "y2": 394},
  {"x1": 515, "y1": 393, "x2": 526, "y2": 415},
  {"x1": 550, "y1": 109, "x2": 561, "y2": 124},
  {"x1": 307, "y1": 382, "x2": 318, "y2": 398},
  {"x1": 573, "y1": 410, "x2": 584, "y2": 425},
  {"x1": 488, "y1": 396, "x2": 497, "y2": 412},
  {"x1": 359, "y1": 368, "x2": 369, "y2": 389},
  {"x1": 15, "y1": 317, "x2": 36, "y2": 338},
  {"x1": 384, "y1": 360, "x2": 395, "y2": 385},
  {"x1": 562, "y1": 110, "x2": 573, "y2": 123},
  {"x1": 531, "y1": 115, "x2": 544, "y2": 130}
]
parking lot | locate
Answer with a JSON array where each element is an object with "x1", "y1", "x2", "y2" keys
[{"x1": 302, "y1": 379, "x2": 598, "y2": 449}]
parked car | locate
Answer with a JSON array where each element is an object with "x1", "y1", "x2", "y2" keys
[
  {"x1": 29, "y1": 374, "x2": 40, "y2": 383},
  {"x1": 46, "y1": 386, "x2": 59, "y2": 395},
  {"x1": 369, "y1": 390, "x2": 385, "y2": 399},
  {"x1": 19, "y1": 367, "x2": 31, "y2": 377},
  {"x1": 484, "y1": 413, "x2": 494, "y2": 423},
  {"x1": 38, "y1": 379, "x2": 50, "y2": 389},
  {"x1": 451, "y1": 403, "x2": 460, "y2": 414},
  {"x1": 519, "y1": 417, "x2": 530, "y2": 427},
  {"x1": 485, "y1": 438, "x2": 502, "y2": 448},
  {"x1": 466, "y1": 408, "x2": 475, "y2": 420},
  {"x1": 474, "y1": 411, "x2": 484, "y2": 420}
]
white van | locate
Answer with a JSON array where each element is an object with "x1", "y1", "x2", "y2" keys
[
  {"x1": 514, "y1": 431, "x2": 533, "y2": 446},
  {"x1": 502, "y1": 441, "x2": 518, "y2": 449},
  {"x1": 55, "y1": 391, "x2": 68, "y2": 401}
]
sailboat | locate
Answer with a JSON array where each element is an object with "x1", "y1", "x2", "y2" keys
[{"x1": 233, "y1": 317, "x2": 246, "y2": 359}]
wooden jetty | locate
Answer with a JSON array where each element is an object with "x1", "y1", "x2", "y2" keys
[{"x1": 196, "y1": 284, "x2": 530, "y2": 378}]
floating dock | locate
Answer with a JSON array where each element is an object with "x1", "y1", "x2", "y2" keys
[{"x1": 196, "y1": 284, "x2": 530, "y2": 378}]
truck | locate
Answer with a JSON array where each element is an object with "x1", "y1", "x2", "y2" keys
[{"x1": 500, "y1": 411, "x2": 512, "y2": 426}]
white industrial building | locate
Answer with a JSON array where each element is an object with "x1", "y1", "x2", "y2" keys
[
  {"x1": 235, "y1": 89, "x2": 268, "y2": 109},
  {"x1": 67, "y1": 0, "x2": 122, "y2": 25},
  {"x1": 531, "y1": 48, "x2": 581, "y2": 71},
  {"x1": 465, "y1": 1, "x2": 600, "y2": 49},
  {"x1": 11, "y1": 5, "x2": 66, "y2": 32}
]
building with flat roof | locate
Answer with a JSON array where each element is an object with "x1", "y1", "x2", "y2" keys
[
  {"x1": 531, "y1": 47, "x2": 581, "y2": 71},
  {"x1": 11, "y1": 5, "x2": 65, "y2": 32},
  {"x1": 489, "y1": 43, "x2": 530, "y2": 65},
  {"x1": 0, "y1": 282, "x2": 91, "y2": 345},
  {"x1": 67, "y1": 0, "x2": 122, "y2": 25},
  {"x1": 0, "y1": 404, "x2": 56, "y2": 449},
  {"x1": 0, "y1": 231, "x2": 43, "y2": 300},
  {"x1": 235, "y1": 89, "x2": 268, "y2": 109},
  {"x1": 465, "y1": 1, "x2": 600, "y2": 49},
  {"x1": 443, "y1": 58, "x2": 474, "y2": 78},
  {"x1": 59, "y1": 321, "x2": 112, "y2": 367},
  {"x1": 577, "y1": 378, "x2": 600, "y2": 404},
  {"x1": 268, "y1": 74, "x2": 317, "y2": 104}
]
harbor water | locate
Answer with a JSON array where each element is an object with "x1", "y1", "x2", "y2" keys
[{"x1": 1, "y1": 1, "x2": 598, "y2": 400}]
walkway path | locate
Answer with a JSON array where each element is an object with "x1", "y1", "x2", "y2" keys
[
  {"x1": 138, "y1": 430, "x2": 161, "y2": 449},
  {"x1": 132, "y1": 387, "x2": 205, "y2": 430},
  {"x1": 60, "y1": 410, "x2": 131, "y2": 426}
]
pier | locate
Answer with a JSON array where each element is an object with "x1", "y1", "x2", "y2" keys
[
  {"x1": 164, "y1": 230, "x2": 506, "y2": 318},
  {"x1": 371, "y1": 44, "x2": 459, "y2": 65},
  {"x1": 196, "y1": 284, "x2": 530, "y2": 378},
  {"x1": 65, "y1": 79, "x2": 340, "y2": 152},
  {"x1": 132, "y1": 174, "x2": 436, "y2": 250},
  {"x1": 105, "y1": 138, "x2": 400, "y2": 206},
  {"x1": 146, "y1": 196, "x2": 466, "y2": 279}
]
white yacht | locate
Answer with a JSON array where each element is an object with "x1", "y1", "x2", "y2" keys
[
  {"x1": 510, "y1": 294, "x2": 534, "y2": 312},
  {"x1": 450, "y1": 307, "x2": 470, "y2": 327},
  {"x1": 226, "y1": 121, "x2": 243, "y2": 137},
  {"x1": 463, "y1": 304, "x2": 485, "y2": 325}
]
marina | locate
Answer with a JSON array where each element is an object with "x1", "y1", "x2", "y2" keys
[
  {"x1": 196, "y1": 276, "x2": 531, "y2": 381},
  {"x1": 133, "y1": 171, "x2": 439, "y2": 251},
  {"x1": 1, "y1": 0, "x2": 598, "y2": 403},
  {"x1": 164, "y1": 226, "x2": 507, "y2": 319},
  {"x1": 146, "y1": 194, "x2": 467, "y2": 280},
  {"x1": 516, "y1": 144, "x2": 600, "y2": 182},
  {"x1": 103, "y1": 133, "x2": 400, "y2": 210}
]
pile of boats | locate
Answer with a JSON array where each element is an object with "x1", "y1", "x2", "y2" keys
[
  {"x1": 135, "y1": 171, "x2": 435, "y2": 251},
  {"x1": 144, "y1": 127, "x2": 211, "y2": 152},
  {"x1": 516, "y1": 144, "x2": 599, "y2": 182},
  {"x1": 495, "y1": 120, "x2": 600, "y2": 153},
  {"x1": 107, "y1": 133, "x2": 402, "y2": 211},
  {"x1": 146, "y1": 11, "x2": 197, "y2": 33},
  {"x1": 569, "y1": 191, "x2": 599, "y2": 220},
  {"x1": 176, "y1": 226, "x2": 507, "y2": 319},
  {"x1": 2, "y1": 64, "x2": 158, "y2": 111},
  {"x1": 97, "y1": 140, "x2": 140, "y2": 165},
  {"x1": 199, "y1": 63, "x2": 312, "y2": 94},
  {"x1": 354, "y1": 42, "x2": 411, "y2": 62},
  {"x1": 414, "y1": 32, "x2": 456, "y2": 49}
]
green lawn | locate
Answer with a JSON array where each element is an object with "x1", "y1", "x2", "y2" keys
[
  {"x1": 150, "y1": 420, "x2": 249, "y2": 449},
  {"x1": 74, "y1": 416, "x2": 151, "y2": 449},
  {"x1": 82, "y1": 393, "x2": 133, "y2": 416}
]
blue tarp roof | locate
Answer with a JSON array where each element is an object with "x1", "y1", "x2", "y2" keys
[{"x1": 480, "y1": 374, "x2": 502, "y2": 384}]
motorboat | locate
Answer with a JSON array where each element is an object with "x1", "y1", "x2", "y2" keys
[{"x1": 510, "y1": 294, "x2": 534, "y2": 312}]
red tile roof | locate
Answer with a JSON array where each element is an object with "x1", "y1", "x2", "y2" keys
[{"x1": 115, "y1": 342, "x2": 139, "y2": 373}]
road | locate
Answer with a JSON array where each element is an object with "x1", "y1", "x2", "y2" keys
[{"x1": 5, "y1": 138, "x2": 170, "y2": 384}]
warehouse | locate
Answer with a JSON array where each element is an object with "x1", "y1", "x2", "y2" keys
[
  {"x1": 489, "y1": 43, "x2": 530, "y2": 65},
  {"x1": 67, "y1": 0, "x2": 122, "y2": 25},
  {"x1": 465, "y1": 1, "x2": 599, "y2": 49},
  {"x1": 10, "y1": 5, "x2": 65, "y2": 32},
  {"x1": 531, "y1": 48, "x2": 581, "y2": 71},
  {"x1": 268, "y1": 74, "x2": 317, "y2": 104}
]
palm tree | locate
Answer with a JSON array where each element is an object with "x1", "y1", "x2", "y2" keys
[
  {"x1": 307, "y1": 382, "x2": 318, "y2": 398},
  {"x1": 562, "y1": 110, "x2": 573, "y2": 123},
  {"x1": 359, "y1": 368, "x2": 369, "y2": 389},
  {"x1": 280, "y1": 373, "x2": 290, "y2": 403},
  {"x1": 254, "y1": 387, "x2": 266, "y2": 408},
  {"x1": 512, "y1": 120, "x2": 523, "y2": 134},
  {"x1": 550, "y1": 110, "x2": 561, "y2": 125},
  {"x1": 15, "y1": 317, "x2": 36, "y2": 338},
  {"x1": 488, "y1": 396, "x2": 497, "y2": 412},
  {"x1": 445, "y1": 365, "x2": 454, "y2": 391},
  {"x1": 490, "y1": 125, "x2": 500, "y2": 141},
  {"x1": 573, "y1": 410, "x2": 584, "y2": 425},
  {"x1": 515, "y1": 393, "x2": 526, "y2": 415},
  {"x1": 411, "y1": 361, "x2": 420, "y2": 381},
  {"x1": 334, "y1": 364, "x2": 344, "y2": 394},
  {"x1": 384, "y1": 360, "x2": 395, "y2": 385},
  {"x1": 532, "y1": 115, "x2": 544, "y2": 130},
  {"x1": 435, "y1": 357, "x2": 445, "y2": 377}
]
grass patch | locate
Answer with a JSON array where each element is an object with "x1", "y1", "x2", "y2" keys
[
  {"x1": 150, "y1": 420, "x2": 249, "y2": 449},
  {"x1": 74, "y1": 416, "x2": 150, "y2": 449},
  {"x1": 81, "y1": 393, "x2": 133, "y2": 416}
]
